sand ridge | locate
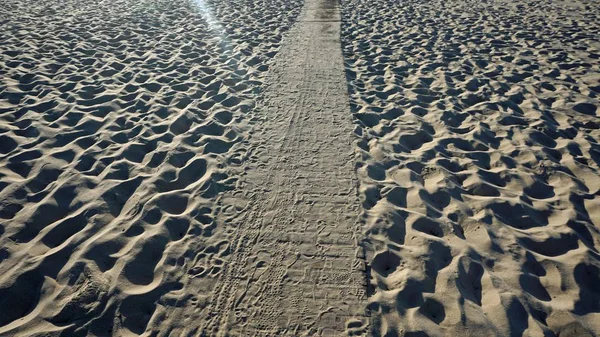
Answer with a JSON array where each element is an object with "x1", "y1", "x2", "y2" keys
[
  {"x1": 340, "y1": 0, "x2": 600, "y2": 336},
  {"x1": 0, "y1": 0, "x2": 302, "y2": 335},
  {"x1": 1, "y1": 0, "x2": 600, "y2": 335}
]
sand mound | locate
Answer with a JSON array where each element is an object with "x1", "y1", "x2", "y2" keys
[
  {"x1": 341, "y1": 0, "x2": 600, "y2": 335},
  {"x1": 0, "y1": 0, "x2": 301, "y2": 335}
]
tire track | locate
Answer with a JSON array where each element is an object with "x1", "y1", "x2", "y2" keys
[{"x1": 203, "y1": 0, "x2": 369, "y2": 335}]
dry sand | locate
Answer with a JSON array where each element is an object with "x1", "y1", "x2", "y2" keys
[
  {"x1": 155, "y1": 0, "x2": 367, "y2": 335},
  {"x1": 341, "y1": 0, "x2": 600, "y2": 336},
  {"x1": 0, "y1": 0, "x2": 599, "y2": 336},
  {"x1": 0, "y1": 0, "x2": 302, "y2": 335}
]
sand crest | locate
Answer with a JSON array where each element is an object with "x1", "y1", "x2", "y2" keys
[
  {"x1": 1, "y1": 0, "x2": 600, "y2": 336},
  {"x1": 340, "y1": 0, "x2": 600, "y2": 335},
  {"x1": 0, "y1": 0, "x2": 301, "y2": 335}
]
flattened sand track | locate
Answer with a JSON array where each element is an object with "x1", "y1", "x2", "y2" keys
[{"x1": 199, "y1": 0, "x2": 369, "y2": 335}]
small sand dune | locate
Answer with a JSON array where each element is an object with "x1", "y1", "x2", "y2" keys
[
  {"x1": 341, "y1": 0, "x2": 600, "y2": 335},
  {"x1": 0, "y1": 0, "x2": 301, "y2": 335}
]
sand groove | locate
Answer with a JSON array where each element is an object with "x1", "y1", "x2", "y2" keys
[{"x1": 196, "y1": 0, "x2": 368, "y2": 335}]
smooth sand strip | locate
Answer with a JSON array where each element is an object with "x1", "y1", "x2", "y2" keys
[{"x1": 201, "y1": 0, "x2": 368, "y2": 335}]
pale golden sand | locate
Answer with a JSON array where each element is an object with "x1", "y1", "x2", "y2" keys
[
  {"x1": 341, "y1": 0, "x2": 600, "y2": 335},
  {"x1": 0, "y1": 0, "x2": 302, "y2": 335},
  {"x1": 0, "y1": 0, "x2": 599, "y2": 336}
]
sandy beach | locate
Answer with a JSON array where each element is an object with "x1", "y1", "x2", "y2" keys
[
  {"x1": 342, "y1": 0, "x2": 600, "y2": 335},
  {"x1": 1, "y1": 0, "x2": 599, "y2": 336}
]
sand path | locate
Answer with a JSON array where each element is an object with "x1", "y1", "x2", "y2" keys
[{"x1": 202, "y1": 0, "x2": 368, "y2": 335}]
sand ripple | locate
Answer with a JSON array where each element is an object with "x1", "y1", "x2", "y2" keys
[
  {"x1": 0, "y1": 0, "x2": 301, "y2": 335},
  {"x1": 341, "y1": 0, "x2": 600, "y2": 335}
]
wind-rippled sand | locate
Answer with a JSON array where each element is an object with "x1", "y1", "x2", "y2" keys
[
  {"x1": 1, "y1": 0, "x2": 600, "y2": 336},
  {"x1": 0, "y1": 0, "x2": 301, "y2": 335},
  {"x1": 341, "y1": 0, "x2": 600, "y2": 336}
]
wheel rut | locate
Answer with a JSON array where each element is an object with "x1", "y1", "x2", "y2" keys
[{"x1": 203, "y1": 0, "x2": 368, "y2": 335}]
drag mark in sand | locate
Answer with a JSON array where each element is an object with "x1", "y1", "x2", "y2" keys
[{"x1": 200, "y1": 0, "x2": 369, "y2": 335}]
